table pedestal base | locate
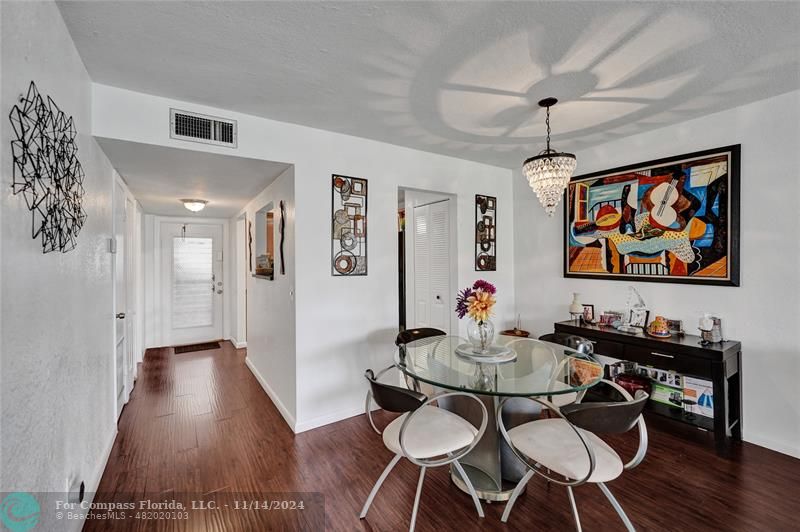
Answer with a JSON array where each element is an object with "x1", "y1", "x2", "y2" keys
[{"x1": 450, "y1": 462, "x2": 523, "y2": 502}]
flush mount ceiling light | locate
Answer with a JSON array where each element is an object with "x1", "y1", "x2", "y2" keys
[
  {"x1": 522, "y1": 97, "x2": 577, "y2": 217},
  {"x1": 181, "y1": 199, "x2": 208, "y2": 212}
]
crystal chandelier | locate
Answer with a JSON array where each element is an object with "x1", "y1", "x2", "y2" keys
[{"x1": 522, "y1": 97, "x2": 576, "y2": 216}]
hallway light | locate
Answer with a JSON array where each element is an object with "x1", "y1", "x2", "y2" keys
[
  {"x1": 522, "y1": 97, "x2": 576, "y2": 217},
  {"x1": 181, "y1": 199, "x2": 208, "y2": 212}
]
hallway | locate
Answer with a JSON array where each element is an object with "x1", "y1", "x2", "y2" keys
[{"x1": 88, "y1": 342, "x2": 799, "y2": 532}]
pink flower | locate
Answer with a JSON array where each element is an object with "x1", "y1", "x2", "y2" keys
[{"x1": 472, "y1": 279, "x2": 496, "y2": 295}]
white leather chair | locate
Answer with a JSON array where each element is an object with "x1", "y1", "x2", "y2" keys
[
  {"x1": 498, "y1": 380, "x2": 649, "y2": 531},
  {"x1": 361, "y1": 369, "x2": 488, "y2": 532}
]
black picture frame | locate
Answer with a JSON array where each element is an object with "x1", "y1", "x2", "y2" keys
[{"x1": 563, "y1": 144, "x2": 740, "y2": 286}]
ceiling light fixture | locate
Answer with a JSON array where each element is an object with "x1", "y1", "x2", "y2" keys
[
  {"x1": 181, "y1": 199, "x2": 208, "y2": 212},
  {"x1": 522, "y1": 97, "x2": 577, "y2": 217}
]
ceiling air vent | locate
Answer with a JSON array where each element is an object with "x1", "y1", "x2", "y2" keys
[{"x1": 170, "y1": 109, "x2": 237, "y2": 148}]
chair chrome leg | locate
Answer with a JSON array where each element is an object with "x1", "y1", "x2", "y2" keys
[
  {"x1": 365, "y1": 391, "x2": 381, "y2": 434},
  {"x1": 567, "y1": 486, "x2": 582, "y2": 532},
  {"x1": 501, "y1": 469, "x2": 535, "y2": 523},
  {"x1": 360, "y1": 454, "x2": 402, "y2": 519},
  {"x1": 598, "y1": 482, "x2": 635, "y2": 532},
  {"x1": 409, "y1": 466, "x2": 427, "y2": 532},
  {"x1": 453, "y1": 459, "x2": 484, "y2": 518}
]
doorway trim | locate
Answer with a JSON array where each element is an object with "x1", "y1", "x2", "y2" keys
[
  {"x1": 234, "y1": 214, "x2": 248, "y2": 348},
  {"x1": 112, "y1": 173, "x2": 141, "y2": 420},
  {"x1": 400, "y1": 187, "x2": 459, "y2": 335},
  {"x1": 152, "y1": 216, "x2": 231, "y2": 347}
]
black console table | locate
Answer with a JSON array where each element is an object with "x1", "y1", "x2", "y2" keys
[{"x1": 554, "y1": 321, "x2": 742, "y2": 456}]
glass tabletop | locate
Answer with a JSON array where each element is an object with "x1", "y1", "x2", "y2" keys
[{"x1": 395, "y1": 336, "x2": 604, "y2": 397}]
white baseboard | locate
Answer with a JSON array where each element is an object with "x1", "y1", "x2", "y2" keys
[
  {"x1": 745, "y1": 434, "x2": 800, "y2": 459},
  {"x1": 245, "y1": 357, "x2": 296, "y2": 430},
  {"x1": 294, "y1": 405, "x2": 369, "y2": 434},
  {"x1": 225, "y1": 336, "x2": 247, "y2": 349}
]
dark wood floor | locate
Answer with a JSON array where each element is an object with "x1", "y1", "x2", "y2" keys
[{"x1": 89, "y1": 341, "x2": 799, "y2": 531}]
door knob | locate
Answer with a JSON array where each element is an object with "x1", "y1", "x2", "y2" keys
[{"x1": 116, "y1": 313, "x2": 126, "y2": 319}]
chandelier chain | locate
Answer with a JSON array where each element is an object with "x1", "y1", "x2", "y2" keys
[{"x1": 545, "y1": 105, "x2": 551, "y2": 152}]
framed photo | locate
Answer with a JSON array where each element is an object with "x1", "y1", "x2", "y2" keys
[
  {"x1": 629, "y1": 309, "x2": 650, "y2": 328},
  {"x1": 582, "y1": 304, "x2": 595, "y2": 322},
  {"x1": 564, "y1": 145, "x2": 740, "y2": 286},
  {"x1": 666, "y1": 318, "x2": 684, "y2": 336}
]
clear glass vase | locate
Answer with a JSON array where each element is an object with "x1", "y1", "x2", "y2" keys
[{"x1": 467, "y1": 319, "x2": 495, "y2": 354}]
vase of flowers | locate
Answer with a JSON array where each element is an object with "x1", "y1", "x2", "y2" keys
[{"x1": 455, "y1": 280, "x2": 497, "y2": 354}]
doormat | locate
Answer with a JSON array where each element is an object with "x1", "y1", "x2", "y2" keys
[{"x1": 174, "y1": 341, "x2": 221, "y2": 354}]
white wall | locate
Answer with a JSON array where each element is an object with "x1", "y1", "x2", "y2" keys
[
  {"x1": 0, "y1": 0, "x2": 117, "y2": 515},
  {"x1": 235, "y1": 167, "x2": 298, "y2": 426},
  {"x1": 513, "y1": 90, "x2": 800, "y2": 457},
  {"x1": 92, "y1": 84, "x2": 515, "y2": 432}
]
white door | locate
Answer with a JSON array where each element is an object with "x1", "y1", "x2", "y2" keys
[
  {"x1": 412, "y1": 199, "x2": 451, "y2": 333},
  {"x1": 161, "y1": 222, "x2": 224, "y2": 346},
  {"x1": 113, "y1": 182, "x2": 128, "y2": 417}
]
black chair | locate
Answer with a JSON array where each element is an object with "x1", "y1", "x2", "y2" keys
[
  {"x1": 396, "y1": 327, "x2": 446, "y2": 348},
  {"x1": 360, "y1": 369, "x2": 487, "y2": 531},
  {"x1": 498, "y1": 380, "x2": 649, "y2": 530},
  {"x1": 395, "y1": 327, "x2": 446, "y2": 392},
  {"x1": 538, "y1": 332, "x2": 594, "y2": 354}
]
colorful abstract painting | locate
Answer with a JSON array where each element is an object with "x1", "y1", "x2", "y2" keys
[
  {"x1": 475, "y1": 194, "x2": 497, "y2": 271},
  {"x1": 564, "y1": 145, "x2": 740, "y2": 286},
  {"x1": 331, "y1": 174, "x2": 367, "y2": 276}
]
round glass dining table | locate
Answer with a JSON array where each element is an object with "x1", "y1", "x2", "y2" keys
[{"x1": 395, "y1": 335, "x2": 604, "y2": 501}]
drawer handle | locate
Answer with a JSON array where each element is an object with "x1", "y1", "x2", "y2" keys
[{"x1": 650, "y1": 352, "x2": 674, "y2": 359}]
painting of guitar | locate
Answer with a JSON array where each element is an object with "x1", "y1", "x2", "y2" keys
[
  {"x1": 643, "y1": 173, "x2": 690, "y2": 230},
  {"x1": 564, "y1": 145, "x2": 740, "y2": 286}
]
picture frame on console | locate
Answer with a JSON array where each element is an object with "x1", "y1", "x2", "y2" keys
[{"x1": 564, "y1": 145, "x2": 740, "y2": 286}]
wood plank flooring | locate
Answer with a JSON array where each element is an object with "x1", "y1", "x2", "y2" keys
[{"x1": 88, "y1": 341, "x2": 799, "y2": 531}]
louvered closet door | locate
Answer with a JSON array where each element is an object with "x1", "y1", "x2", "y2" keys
[{"x1": 413, "y1": 200, "x2": 451, "y2": 334}]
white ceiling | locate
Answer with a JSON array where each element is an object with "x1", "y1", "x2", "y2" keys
[
  {"x1": 62, "y1": 2, "x2": 800, "y2": 168},
  {"x1": 97, "y1": 139, "x2": 290, "y2": 217}
]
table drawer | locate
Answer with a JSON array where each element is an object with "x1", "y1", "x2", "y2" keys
[{"x1": 623, "y1": 345, "x2": 711, "y2": 377}]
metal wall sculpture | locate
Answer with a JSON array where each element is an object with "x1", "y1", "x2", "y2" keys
[
  {"x1": 475, "y1": 194, "x2": 497, "y2": 271},
  {"x1": 564, "y1": 145, "x2": 740, "y2": 286},
  {"x1": 279, "y1": 200, "x2": 286, "y2": 276},
  {"x1": 9, "y1": 81, "x2": 86, "y2": 253},
  {"x1": 331, "y1": 174, "x2": 368, "y2": 276}
]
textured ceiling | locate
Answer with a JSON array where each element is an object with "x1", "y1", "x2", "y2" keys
[
  {"x1": 62, "y1": 1, "x2": 800, "y2": 168},
  {"x1": 97, "y1": 139, "x2": 289, "y2": 217}
]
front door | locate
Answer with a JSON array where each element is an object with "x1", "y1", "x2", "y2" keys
[{"x1": 161, "y1": 222, "x2": 224, "y2": 346}]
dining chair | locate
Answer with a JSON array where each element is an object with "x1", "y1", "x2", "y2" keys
[
  {"x1": 395, "y1": 327, "x2": 446, "y2": 394},
  {"x1": 538, "y1": 333, "x2": 594, "y2": 354},
  {"x1": 360, "y1": 369, "x2": 487, "y2": 532},
  {"x1": 498, "y1": 380, "x2": 649, "y2": 531},
  {"x1": 508, "y1": 337, "x2": 582, "y2": 409},
  {"x1": 395, "y1": 327, "x2": 446, "y2": 348},
  {"x1": 365, "y1": 329, "x2": 446, "y2": 417}
]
